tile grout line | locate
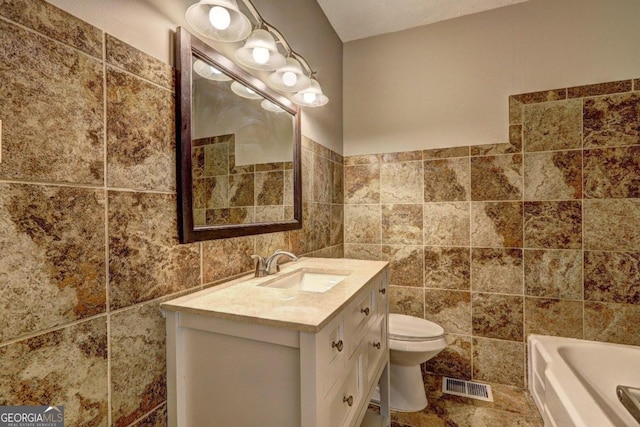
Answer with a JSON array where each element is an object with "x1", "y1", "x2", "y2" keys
[
  {"x1": 102, "y1": 30, "x2": 113, "y2": 427},
  {"x1": 581, "y1": 97, "x2": 586, "y2": 341}
]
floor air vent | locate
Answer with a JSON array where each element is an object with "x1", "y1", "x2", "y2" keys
[{"x1": 442, "y1": 377, "x2": 494, "y2": 402}]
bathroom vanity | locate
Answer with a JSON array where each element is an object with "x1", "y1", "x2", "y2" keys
[{"x1": 161, "y1": 257, "x2": 390, "y2": 427}]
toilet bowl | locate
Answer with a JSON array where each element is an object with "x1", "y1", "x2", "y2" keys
[{"x1": 387, "y1": 313, "x2": 447, "y2": 412}]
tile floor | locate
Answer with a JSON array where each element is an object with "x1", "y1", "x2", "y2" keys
[{"x1": 372, "y1": 375, "x2": 543, "y2": 427}]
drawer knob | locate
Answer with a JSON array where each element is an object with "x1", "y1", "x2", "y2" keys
[
  {"x1": 361, "y1": 307, "x2": 370, "y2": 316},
  {"x1": 372, "y1": 342, "x2": 381, "y2": 349},
  {"x1": 332, "y1": 340, "x2": 343, "y2": 352},
  {"x1": 379, "y1": 288, "x2": 386, "y2": 295},
  {"x1": 343, "y1": 395, "x2": 354, "y2": 407}
]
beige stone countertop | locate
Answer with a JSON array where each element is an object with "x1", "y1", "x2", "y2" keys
[{"x1": 161, "y1": 257, "x2": 388, "y2": 333}]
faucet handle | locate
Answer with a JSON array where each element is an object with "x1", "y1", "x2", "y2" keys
[{"x1": 250, "y1": 254, "x2": 267, "y2": 277}]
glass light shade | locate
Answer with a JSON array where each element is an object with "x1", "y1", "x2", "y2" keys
[
  {"x1": 234, "y1": 29, "x2": 285, "y2": 71},
  {"x1": 193, "y1": 59, "x2": 232, "y2": 81},
  {"x1": 267, "y1": 57, "x2": 311, "y2": 92},
  {"x1": 185, "y1": 0, "x2": 251, "y2": 42},
  {"x1": 260, "y1": 99, "x2": 285, "y2": 113},
  {"x1": 230, "y1": 81, "x2": 262, "y2": 99},
  {"x1": 291, "y1": 78, "x2": 328, "y2": 107}
]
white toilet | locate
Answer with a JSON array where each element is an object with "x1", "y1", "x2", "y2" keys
[{"x1": 386, "y1": 313, "x2": 447, "y2": 412}]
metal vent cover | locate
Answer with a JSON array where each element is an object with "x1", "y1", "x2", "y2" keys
[{"x1": 442, "y1": 377, "x2": 494, "y2": 402}]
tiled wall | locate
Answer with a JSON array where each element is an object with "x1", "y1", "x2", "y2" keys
[
  {"x1": 344, "y1": 80, "x2": 640, "y2": 388},
  {"x1": 0, "y1": 1, "x2": 343, "y2": 426}
]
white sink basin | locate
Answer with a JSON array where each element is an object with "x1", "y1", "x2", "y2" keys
[{"x1": 259, "y1": 268, "x2": 350, "y2": 293}]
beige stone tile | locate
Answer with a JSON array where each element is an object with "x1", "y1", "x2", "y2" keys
[
  {"x1": 424, "y1": 158, "x2": 470, "y2": 202},
  {"x1": 444, "y1": 404, "x2": 542, "y2": 426},
  {"x1": 524, "y1": 150, "x2": 583, "y2": 200},
  {"x1": 344, "y1": 204, "x2": 381, "y2": 244},
  {"x1": 202, "y1": 236, "x2": 254, "y2": 283},
  {"x1": 254, "y1": 205, "x2": 284, "y2": 222},
  {"x1": 330, "y1": 205, "x2": 344, "y2": 247},
  {"x1": 381, "y1": 162, "x2": 423, "y2": 203},
  {"x1": 381, "y1": 150, "x2": 422, "y2": 162},
  {"x1": 0, "y1": 0, "x2": 103, "y2": 57},
  {"x1": 512, "y1": 89, "x2": 567, "y2": 105},
  {"x1": 471, "y1": 248, "x2": 523, "y2": 294},
  {"x1": 0, "y1": 184, "x2": 106, "y2": 343},
  {"x1": 423, "y1": 146, "x2": 470, "y2": 159},
  {"x1": 584, "y1": 199, "x2": 640, "y2": 251},
  {"x1": 567, "y1": 80, "x2": 632, "y2": 98},
  {"x1": 0, "y1": 318, "x2": 108, "y2": 424},
  {"x1": 133, "y1": 404, "x2": 167, "y2": 427},
  {"x1": 301, "y1": 147, "x2": 314, "y2": 202},
  {"x1": 389, "y1": 286, "x2": 424, "y2": 317},
  {"x1": 343, "y1": 244, "x2": 381, "y2": 260},
  {"x1": 524, "y1": 249, "x2": 582, "y2": 299},
  {"x1": 471, "y1": 154, "x2": 523, "y2": 201},
  {"x1": 332, "y1": 162, "x2": 344, "y2": 204},
  {"x1": 424, "y1": 290, "x2": 472, "y2": 335},
  {"x1": 524, "y1": 297, "x2": 583, "y2": 338},
  {"x1": 471, "y1": 202, "x2": 523, "y2": 248},
  {"x1": 0, "y1": 20, "x2": 104, "y2": 184},
  {"x1": 424, "y1": 247, "x2": 470, "y2": 291},
  {"x1": 311, "y1": 203, "x2": 331, "y2": 251},
  {"x1": 193, "y1": 176, "x2": 228, "y2": 209},
  {"x1": 107, "y1": 67, "x2": 175, "y2": 191},
  {"x1": 382, "y1": 245, "x2": 424, "y2": 288},
  {"x1": 584, "y1": 251, "x2": 640, "y2": 304},
  {"x1": 472, "y1": 293, "x2": 523, "y2": 341},
  {"x1": 255, "y1": 232, "x2": 288, "y2": 258},
  {"x1": 473, "y1": 337, "x2": 525, "y2": 387},
  {"x1": 344, "y1": 154, "x2": 381, "y2": 166},
  {"x1": 584, "y1": 146, "x2": 640, "y2": 198},
  {"x1": 106, "y1": 34, "x2": 174, "y2": 89},
  {"x1": 255, "y1": 171, "x2": 284, "y2": 206},
  {"x1": 424, "y1": 202, "x2": 470, "y2": 246},
  {"x1": 289, "y1": 203, "x2": 313, "y2": 255},
  {"x1": 523, "y1": 99, "x2": 582, "y2": 152},
  {"x1": 228, "y1": 173, "x2": 254, "y2": 207},
  {"x1": 382, "y1": 204, "x2": 423, "y2": 245},
  {"x1": 585, "y1": 301, "x2": 640, "y2": 345},
  {"x1": 344, "y1": 163, "x2": 380, "y2": 204},
  {"x1": 111, "y1": 300, "x2": 166, "y2": 426},
  {"x1": 109, "y1": 191, "x2": 200, "y2": 308},
  {"x1": 524, "y1": 201, "x2": 582, "y2": 249},
  {"x1": 584, "y1": 93, "x2": 640, "y2": 148},
  {"x1": 313, "y1": 154, "x2": 331, "y2": 203},
  {"x1": 424, "y1": 334, "x2": 472, "y2": 380}
]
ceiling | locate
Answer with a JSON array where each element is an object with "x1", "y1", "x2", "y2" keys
[{"x1": 316, "y1": 0, "x2": 531, "y2": 42}]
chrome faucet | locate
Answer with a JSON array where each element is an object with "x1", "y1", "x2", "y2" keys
[{"x1": 251, "y1": 250, "x2": 299, "y2": 277}]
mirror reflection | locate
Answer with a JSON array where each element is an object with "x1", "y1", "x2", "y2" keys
[{"x1": 190, "y1": 55, "x2": 295, "y2": 228}]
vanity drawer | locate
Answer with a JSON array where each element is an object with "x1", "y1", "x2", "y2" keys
[
  {"x1": 323, "y1": 357, "x2": 360, "y2": 427},
  {"x1": 365, "y1": 318, "x2": 387, "y2": 387},
  {"x1": 345, "y1": 286, "x2": 375, "y2": 356},
  {"x1": 317, "y1": 313, "x2": 346, "y2": 396}
]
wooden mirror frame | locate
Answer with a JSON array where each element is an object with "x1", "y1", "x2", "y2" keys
[{"x1": 176, "y1": 27, "x2": 302, "y2": 243}]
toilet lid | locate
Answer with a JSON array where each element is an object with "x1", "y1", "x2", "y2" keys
[{"x1": 388, "y1": 313, "x2": 445, "y2": 341}]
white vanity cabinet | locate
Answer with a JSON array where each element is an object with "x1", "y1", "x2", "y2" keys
[{"x1": 162, "y1": 258, "x2": 390, "y2": 427}]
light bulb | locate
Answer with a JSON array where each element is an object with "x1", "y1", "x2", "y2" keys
[
  {"x1": 209, "y1": 65, "x2": 222, "y2": 75},
  {"x1": 282, "y1": 71, "x2": 297, "y2": 87},
  {"x1": 209, "y1": 6, "x2": 231, "y2": 30},
  {"x1": 246, "y1": 87, "x2": 255, "y2": 95},
  {"x1": 252, "y1": 47, "x2": 270, "y2": 64},
  {"x1": 303, "y1": 91, "x2": 317, "y2": 104}
]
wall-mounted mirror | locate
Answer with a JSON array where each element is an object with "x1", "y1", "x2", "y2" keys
[{"x1": 176, "y1": 27, "x2": 302, "y2": 243}]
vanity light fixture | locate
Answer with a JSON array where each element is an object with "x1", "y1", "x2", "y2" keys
[
  {"x1": 234, "y1": 28, "x2": 286, "y2": 71},
  {"x1": 193, "y1": 58, "x2": 232, "y2": 81},
  {"x1": 292, "y1": 78, "x2": 328, "y2": 107},
  {"x1": 185, "y1": 0, "x2": 252, "y2": 42},
  {"x1": 260, "y1": 99, "x2": 285, "y2": 113},
  {"x1": 185, "y1": 0, "x2": 328, "y2": 107},
  {"x1": 230, "y1": 81, "x2": 263, "y2": 99},
  {"x1": 267, "y1": 57, "x2": 311, "y2": 92}
]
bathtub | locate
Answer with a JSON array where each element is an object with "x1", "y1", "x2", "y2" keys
[{"x1": 528, "y1": 335, "x2": 640, "y2": 427}]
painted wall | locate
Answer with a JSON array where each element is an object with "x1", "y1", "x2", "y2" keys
[
  {"x1": 343, "y1": 80, "x2": 640, "y2": 390},
  {"x1": 344, "y1": 0, "x2": 640, "y2": 155},
  {"x1": 47, "y1": 0, "x2": 344, "y2": 154},
  {"x1": 0, "y1": 1, "x2": 343, "y2": 424}
]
